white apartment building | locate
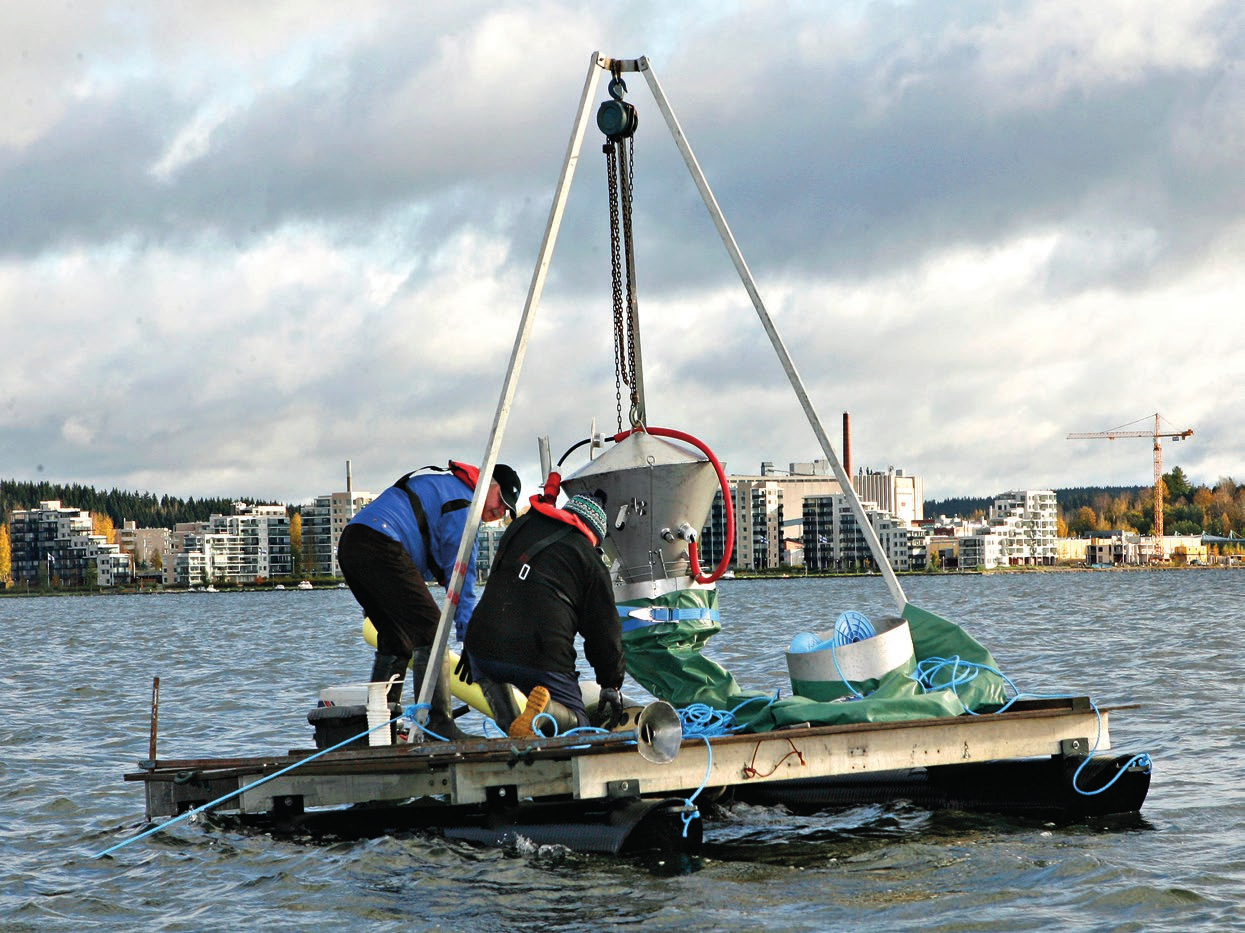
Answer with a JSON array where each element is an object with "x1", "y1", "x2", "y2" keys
[
  {"x1": 164, "y1": 502, "x2": 292, "y2": 585},
  {"x1": 956, "y1": 489, "x2": 1058, "y2": 568},
  {"x1": 802, "y1": 494, "x2": 929, "y2": 571},
  {"x1": 727, "y1": 462, "x2": 843, "y2": 571}
]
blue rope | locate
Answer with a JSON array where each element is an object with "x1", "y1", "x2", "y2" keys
[
  {"x1": 1073, "y1": 751, "x2": 1153, "y2": 795},
  {"x1": 912, "y1": 658, "x2": 1154, "y2": 797},
  {"x1": 95, "y1": 704, "x2": 410, "y2": 858},
  {"x1": 912, "y1": 655, "x2": 1021, "y2": 713},
  {"x1": 680, "y1": 737, "x2": 713, "y2": 837},
  {"x1": 678, "y1": 693, "x2": 777, "y2": 738}
]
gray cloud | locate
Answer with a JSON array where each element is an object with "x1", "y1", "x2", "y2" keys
[{"x1": 1, "y1": 1, "x2": 1241, "y2": 506}]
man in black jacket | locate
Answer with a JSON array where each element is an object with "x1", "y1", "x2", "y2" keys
[{"x1": 463, "y1": 491, "x2": 625, "y2": 737}]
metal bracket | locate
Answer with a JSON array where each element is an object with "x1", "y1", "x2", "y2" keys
[
  {"x1": 606, "y1": 779, "x2": 641, "y2": 799},
  {"x1": 486, "y1": 785, "x2": 520, "y2": 810},
  {"x1": 272, "y1": 794, "x2": 305, "y2": 818},
  {"x1": 1060, "y1": 737, "x2": 1091, "y2": 757}
]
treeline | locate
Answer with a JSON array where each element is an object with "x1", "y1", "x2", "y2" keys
[
  {"x1": 926, "y1": 470, "x2": 1245, "y2": 537},
  {"x1": 0, "y1": 480, "x2": 281, "y2": 530},
  {"x1": 926, "y1": 486, "x2": 1141, "y2": 522}
]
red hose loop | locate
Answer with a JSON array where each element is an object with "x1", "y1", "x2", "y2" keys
[{"x1": 611, "y1": 425, "x2": 734, "y2": 583}]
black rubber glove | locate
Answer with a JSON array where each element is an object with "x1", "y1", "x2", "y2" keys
[
  {"x1": 599, "y1": 686, "x2": 624, "y2": 730},
  {"x1": 453, "y1": 652, "x2": 473, "y2": 686}
]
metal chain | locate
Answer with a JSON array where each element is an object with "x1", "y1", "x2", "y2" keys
[
  {"x1": 605, "y1": 139, "x2": 628, "y2": 433},
  {"x1": 622, "y1": 134, "x2": 640, "y2": 424}
]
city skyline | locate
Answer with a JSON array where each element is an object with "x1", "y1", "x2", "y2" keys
[{"x1": 1, "y1": 3, "x2": 1241, "y2": 504}]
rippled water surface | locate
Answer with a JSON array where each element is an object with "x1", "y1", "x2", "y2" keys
[{"x1": 2, "y1": 571, "x2": 1243, "y2": 931}]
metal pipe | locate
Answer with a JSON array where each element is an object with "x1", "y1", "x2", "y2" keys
[
  {"x1": 637, "y1": 58, "x2": 907, "y2": 612},
  {"x1": 415, "y1": 51, "x2": 609, "y2": 720}
]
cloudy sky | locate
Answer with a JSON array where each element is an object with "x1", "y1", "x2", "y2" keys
[{"x1": 2, "y1": 1, "x2": 1241, "y2": 506}]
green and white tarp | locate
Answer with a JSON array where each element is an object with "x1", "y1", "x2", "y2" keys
[{"x1": 620, "y1": 593, "x2": 1011, "y2": 734}]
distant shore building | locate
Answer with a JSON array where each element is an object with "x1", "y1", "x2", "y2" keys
[
  {"x1": 698, "y1": 460, "x2": 843, "y2": 572},
  {"x1": 802, "y1": 494, "x2": 928, "y2": 572},
  {"x1": 163, "y1": 502, "x2": 292, "y2": 586},
  {"x1": 302, "y1": 490, "x2": 374, "y2": 577},
  {"x1": 8, "y1": 500, "x2": 132, "y2": 587},
  {"x1": 951, "y1": 490, "x2": 1058, "y2": 569},
  {"x1": 696, "y1": 460, "x2": 927, "y2": 572}
]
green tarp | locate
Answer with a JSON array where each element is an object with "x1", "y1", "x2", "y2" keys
[{"x1": 621, "y1": 596, "x2": 1010, "y2": 734}]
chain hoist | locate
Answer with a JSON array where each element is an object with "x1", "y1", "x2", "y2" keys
[{"x1": 599, "y1": 65, "x2": 644, "y2": 431}]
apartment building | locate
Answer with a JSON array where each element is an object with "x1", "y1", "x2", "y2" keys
[
  {"x1": 802, "y1": 494, "x2": 928, "y2": 572},
  {"x1": 853, "y1": 467, "x2": 924, "y2": 527},
  {"x1": 697, "y1": 460, "x2": 928, "y2": 572},
  {"x1": 721, "y1": 462, "x2": 843, "y2": 571},
  {"x1": 302, "y1": 490, "x2": 374, "y2": 576},
  {"x1": 956, "y1": 489, "x2": 1058, "y2": 568},
  {"x1": 8, "y1": 500, "x2": 132, "y2": 587},
  {"x1": 163, "y1": 502, "x2": 292, "y2": 585}
]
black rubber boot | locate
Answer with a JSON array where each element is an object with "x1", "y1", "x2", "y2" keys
[
  {"x1": 409, "y1": 647, "x2": 469, "y2": 741},
  {"x1": 369, "y1": 652, "x2": 410, "y2": 705},
  {"x1": 480, "y1": 678, "x2": 524, "y2": 733}
]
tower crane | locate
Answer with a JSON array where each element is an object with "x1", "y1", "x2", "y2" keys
[{"x1": 1067, "y1": 413, "x2": 1194, "y2": 540}]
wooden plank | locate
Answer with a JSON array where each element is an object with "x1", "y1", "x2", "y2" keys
[
  {"x1": 571, "y1": 707, "x2": 1110, "y2": 799},
  {"x1": 136, "y1": 703, "x2": 1116, "y2": 818}
]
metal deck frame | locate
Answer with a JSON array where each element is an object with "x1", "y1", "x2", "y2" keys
[{"x1": 130, "y1": 699, "x2": 1111, "y2": 821}]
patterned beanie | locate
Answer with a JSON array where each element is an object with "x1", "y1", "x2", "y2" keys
[{"x1": 564, "y1": 493, "x2": 608, "y2": 544}]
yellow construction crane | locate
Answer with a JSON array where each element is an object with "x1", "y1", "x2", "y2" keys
[{"x1": 1067, "y1": 413, "x2": 1194, "y2": 540}]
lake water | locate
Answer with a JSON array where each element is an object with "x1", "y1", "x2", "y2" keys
[{"x1": 2, "y1": 571, "x2": 1242, "y2": 931}]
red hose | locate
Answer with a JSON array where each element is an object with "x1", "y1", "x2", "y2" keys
[{"x1": 611, "y1": 426, "x2": 735, "y2": 583}]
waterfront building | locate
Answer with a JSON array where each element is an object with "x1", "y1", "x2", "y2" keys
[
  {"x1": 8, "y1": 500, "x2": 132, "y2": 587},
  {"x1": 852, "y1": 467, "x2": 924, "y2": 527},
  {"x1": 116, "y1": 522, "x2": 171, "y2": 572},
  {"x1": 802, "y1": 494, "x2": 928, "y2": 571},
  {"x1": 696, "y1": 460, "x2": 926, "y2": 573},
  {"x1": 474, "y1": 523, "x2": 507, "y2": 580},
  {"x1": 952, "y1": 490, "x2": 1058, "y2": 569},
  {"x1": 302, "y1": 490, "x2": 374, "y2": 577},
  {"x1": 163, "y1": 503, "x2": 292, "y2": 586},
  {"x1": 702, "y1": 461, "x2": 843, "y2": 572}
]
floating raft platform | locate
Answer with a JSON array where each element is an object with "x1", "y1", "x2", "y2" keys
[{"x1": 126, "y1": 696, "x2": 1150, "y2": 855}]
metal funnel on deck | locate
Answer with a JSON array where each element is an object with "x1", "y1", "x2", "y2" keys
[{"x1": 561, "y1": 432, "x2": 718, "y2": 586}]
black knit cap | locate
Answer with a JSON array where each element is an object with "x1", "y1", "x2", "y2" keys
[{"x1": 492, "y1": 464, "x2": 521, "y2": 517}]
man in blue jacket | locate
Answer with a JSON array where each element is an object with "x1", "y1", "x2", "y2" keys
[{"x1": 337, "y1": 461, "x2": 520, "y2": 740}]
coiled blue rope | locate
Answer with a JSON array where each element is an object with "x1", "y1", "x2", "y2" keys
[
  {"x1": 911, "y1": 659, "x2": 1154, "y2": 796},
  {"x1": 672, "y1": 694, "x2": 778, "y2": 836}
]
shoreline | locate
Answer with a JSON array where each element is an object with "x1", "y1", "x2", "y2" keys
[{"x1": 3, "y1": 561, "x2": 1240, "y2": 598}]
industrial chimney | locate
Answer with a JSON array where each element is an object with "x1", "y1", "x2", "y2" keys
[
  {"x1": 842, "y1": 412, "x2": 852, "y2": 478},
  {"x1": 346, "y1": 460, "x2": 354, "y2": 519}
]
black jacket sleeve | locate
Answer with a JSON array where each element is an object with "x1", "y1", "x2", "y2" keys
[{"x1": 576, "y1": 547, "x2": 625, "y2": 689}]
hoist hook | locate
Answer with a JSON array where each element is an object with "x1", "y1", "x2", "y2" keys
[{"x1": 608, "y1": 75, "x2": 628, "y2": 102}]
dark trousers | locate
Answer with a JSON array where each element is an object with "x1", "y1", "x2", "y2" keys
[
  {"x1": 470, "y1": 655, "x2": 589, "y2": 726},
  {"x1": 337, "y1": 523, "x2": 441, "y2": 658}
]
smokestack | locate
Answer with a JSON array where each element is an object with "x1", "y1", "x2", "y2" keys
[
  {"x1": 842, "y1": 412, "x2": 852, "y2": 478},
  {"x1": 346, "y1": 460, "x2": 354, "y2": 518}
]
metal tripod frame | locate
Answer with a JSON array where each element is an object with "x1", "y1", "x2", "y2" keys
[{"x1": 419, "y1": 51, "x2": 907, "y2": 727}]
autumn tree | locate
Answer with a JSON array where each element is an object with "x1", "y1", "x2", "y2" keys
[
  {"x1": 1164, "y1": 466, "x2": 1192, "y2": 501},
  {"x1": 92, "y1": 512, "x2": 116, "y2": 544},
  {"x1": 1067, "y1": 506, "x2": 1098, "y2": 535},
  {"x1": 290, "y1": 512, "x2": 303, "y2": 576},
  {"x1": 0, "y1": 523, "x2": 10, "y2": 587}
]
